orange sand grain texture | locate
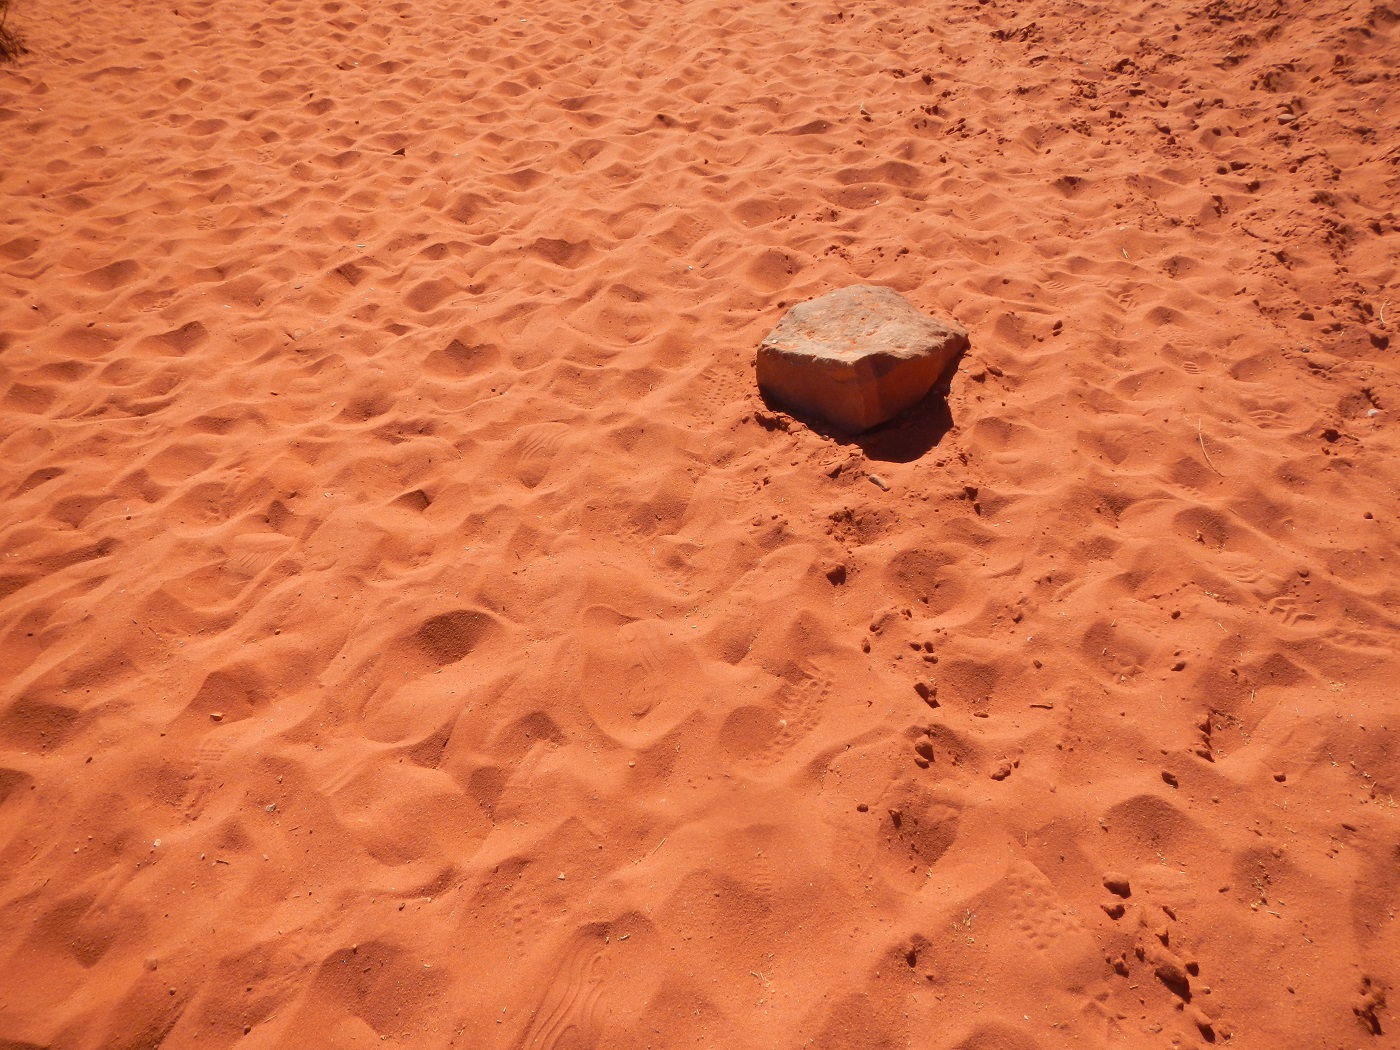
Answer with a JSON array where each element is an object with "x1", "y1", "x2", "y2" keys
[{"x1": 1, "y1": 0, "x2": 1399, "y2": 1047}]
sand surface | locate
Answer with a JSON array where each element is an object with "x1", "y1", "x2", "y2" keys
[{"x1": 2, "y1": 0, "x2": 1399, "y2": 1046}]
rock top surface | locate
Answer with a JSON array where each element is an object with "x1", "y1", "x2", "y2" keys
[{"x1": 755, "y1": 285, "x2": 969, "y2": 433}]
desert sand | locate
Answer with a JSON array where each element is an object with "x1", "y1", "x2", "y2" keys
[{"x1": 2, "y1": 0, "x2": 1398, "y2": 1046}]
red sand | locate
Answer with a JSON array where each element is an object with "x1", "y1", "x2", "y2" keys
[{"x1": 2, "y1": 0, "x2": 1398, "y2": 1046}]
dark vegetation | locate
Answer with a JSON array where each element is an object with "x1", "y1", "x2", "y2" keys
[{"x1": 0, "y1": 0, "x2": 27, "y2": 64}]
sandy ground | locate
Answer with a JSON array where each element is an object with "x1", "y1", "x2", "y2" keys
[{"x1": 2, "y1": 0, "x2": 1399, "y2": 1046}]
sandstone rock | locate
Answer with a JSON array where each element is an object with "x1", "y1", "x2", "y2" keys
[{"x1": 756, "y1": 285, "x2": 968, "y2": 433}]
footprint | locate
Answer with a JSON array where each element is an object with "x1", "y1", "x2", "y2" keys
[
  {"x1": 692, "y1": 364, "x2": 745, "y2": 413},
  {"x1": 1329, "y1": 625, "x2": 1399, "y2": 652},
  {"x1": 617, "y1": 618, "x2": 671, "y2": 677},
  {"x1": 1004, "y1": 862, "x2": 1088, "y2": 954},
  {"x1": 504, "y1": 889, "x2": 547, "y2": 960},
  {"x1": 135, "y1": 292, "x2": 177, "y2": 314},
  {"x1": 746, "y1": 671, "x2": 828, "y2": 768},
  {"x1": 508, "y1": 422, "x2": 570, "y2": 489},
  {"x1": 183, "y1": 736, "x2": 231, "y2": 818},
  {"x1": 515, "y1": 929, "x2": 606, "y2": 1050},
  {"x1": 1246, "y1": 407, "x2": 1292, "y2": 430},
  {"x1": 581, "y1": 618, "x2": 706, "y2": 748},
  {"x1": 694, "y1": 475, "x2": 748, "y2": 528},
  {"x1": 1264, "y1": 592, "x2": 1315, "y2": 627},
  {"x1": 745, "y1": 841, "x2": 780, "y2": 901},
  {"x1": 223, "y1": 533, "x2": 293, "y2": 581},
  {"x1": 1217, "y1": 554, "x2": 1285, "y2": 597}
]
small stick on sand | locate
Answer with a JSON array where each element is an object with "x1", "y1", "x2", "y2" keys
[
  {"x1": 1380, "y1": 299, "x2": 1389, "y2": 329},
  {"x1": 1198, "y1": 420, "x2": 1225, "y2": 477}
]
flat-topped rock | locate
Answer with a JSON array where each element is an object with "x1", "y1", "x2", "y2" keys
[{"x1": 756, "y1": 285, "x2": 969, "y2": 433}]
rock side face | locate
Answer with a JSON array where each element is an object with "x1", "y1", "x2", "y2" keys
[{"x1": 756, "y1": 285, "x2": 969, "y2": 433}]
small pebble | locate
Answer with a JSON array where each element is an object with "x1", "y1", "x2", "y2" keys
[
  {"x1": 1103, "y1": 872, "x2": 1132, "y2": 898},
  {"x1": 1155, "y1": 957, "x2": 1191, "y2": 988},
  {"x1": 868, "y1": 473, "x2": 890, "y2": 491}
]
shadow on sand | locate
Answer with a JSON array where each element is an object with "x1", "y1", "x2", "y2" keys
[{"x1": 756, "y1": 355, "x2": 963, "y2": 464}]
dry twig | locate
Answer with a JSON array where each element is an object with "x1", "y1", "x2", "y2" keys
[{"x1": 1198, "y1": 420, "x2": 1225, "y2": 477}]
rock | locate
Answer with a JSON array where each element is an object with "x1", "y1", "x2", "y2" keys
[
  {"x1": 756, "y1": 285, "x2": 969, "y2": 433},
  {"x1": 1186, "y1": 1006, "x2": 1216, "y2": 1042},
  {"x1": 1153, "y1": 954, "x2": 1191, "y2": 996}
]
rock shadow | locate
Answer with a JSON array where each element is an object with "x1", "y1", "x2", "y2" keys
[{"x1": 756, "y1": 353, "x2": 963, "y2": 464}]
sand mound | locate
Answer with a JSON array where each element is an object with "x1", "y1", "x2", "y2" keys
[{"x1": 2, "y1": 0, "x2": 1398, "y2": 1046}]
